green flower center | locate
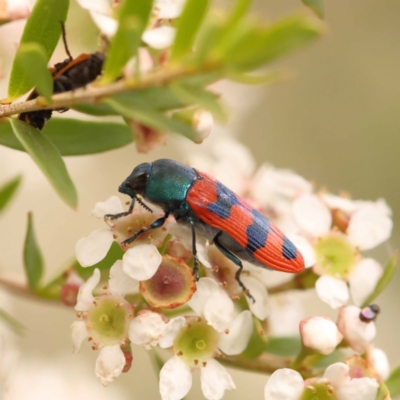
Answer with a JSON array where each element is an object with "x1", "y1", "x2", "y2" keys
[
  {"x1": 300, "y1": 381, "x2": 338, "y2": 400},
  {"x1": 87, "y1": 295, "x2": 132, "y2": 346},
  {"x1": 314, "y1": 235, "x2": 356, "y2": 278},
  {"x1": 174, "y1": 320, "x2": 219, "y2": 366}
]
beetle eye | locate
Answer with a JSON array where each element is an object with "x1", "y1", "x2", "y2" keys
[{"x1": 129, "y1": 172, "x2": 148, "y2": 194}]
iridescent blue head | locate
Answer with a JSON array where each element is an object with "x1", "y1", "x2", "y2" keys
[{"x1": 119, "y1": 162, "x2": 152, "y2": 199}]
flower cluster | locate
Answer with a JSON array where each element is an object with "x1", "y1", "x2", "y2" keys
[{"x1": 70, "y1": 136, "x2": 394, "y2": 399}]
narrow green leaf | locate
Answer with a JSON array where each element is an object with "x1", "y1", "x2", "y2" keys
[
  {"x1": 1, "y1": 118, "x2": 132, "y2": 156},
  {"x1": 302, "y1": 0, "x2": 325, "y2": 18},
  {"x1": 386, "y1": 366, "x2": 400, "y2": 397},
  {"x1": 74, "y1": 242, "x2": 124, "y2": 281},
  {"x1": 23, "y1": 213, "x2": 44, "y2": 291},
  {"x1": 376, "y1": 382, "x2": 391, "y2": 400},
  {"x1": 222, "y1": 15, "x2": 325, "y2": 71},
  {"x1": 0, "y1": 175, "x2": 22, "y2": 214},
  {"x1": 8, "y1": 0, "x2": 69, "y2": 98},
  {"x1": 102, "y1": 0, "x2": 153, "y2": 83},
  {"x1": 226, "y1": 69, "x2": 292, "y2": 85},
  {"x1": 225, "y1": 0, "x2": 252, "y2": 30},
  {"x1": 169, "y1": 83, "x2": 226, "y2": 120},
  {"x1": 105, "y1": 95, "x2": 199, "y2": 141},
  {"x1": 14, "y1": 43, "x2": 53, "y2": 102},
  {"x1": 266, "y1": 336, "x2": 301, "y2": 357},
  {"x1": 10, "y1": 119, "x2": 77, "y2": 208},
  {"x1": 361, "y1": 252, "x2": 398, "y2": 307},
  {"x1": 0, "y1": 308, "x2": 25, "y2": 335},
  {"x1": 171, "y1": 0, "x2": 210, "y2": 62},
  {"x1": 72, "y1": 103, "x2": 120, "y2": 116}
]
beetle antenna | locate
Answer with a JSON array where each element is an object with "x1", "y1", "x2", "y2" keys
[
  {"x1": 136, "y1": 196, "x2": 153, "y2": 213},
  {"x1": 60, "y1": 21, "x2": 73, "y2": 61}
]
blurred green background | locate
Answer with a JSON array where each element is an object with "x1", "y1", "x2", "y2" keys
[{"x1": 0, "y1": 0, "x2": 399, "y2": 398}]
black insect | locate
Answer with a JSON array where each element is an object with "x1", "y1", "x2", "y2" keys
[{"x1": 18, "y1": 23, "x2": 105, "y2": 130}]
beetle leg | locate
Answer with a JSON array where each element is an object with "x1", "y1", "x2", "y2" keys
[
  {"x1": 105, "y1": 198, "x2": 136, "y2": 220},
  {"x1": 186, "y1": 217, "x2": 200, "y2": 280},
  {"x1": 122, "y1": 212, "x2": 170, "y2": 246},
  {"x1": 214, "y1": 233, "x2": 255, "y2": 303}
]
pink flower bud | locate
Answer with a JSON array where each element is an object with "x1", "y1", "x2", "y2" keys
[{"x1": 299, "y1": 316, "x2": 343, "y2": 354}]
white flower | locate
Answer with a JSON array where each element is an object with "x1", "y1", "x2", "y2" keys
[
  {"x1": 72, "y1": 265, "x2": 137, "y2": 386},
  {"x1": 324, "y1": 362, "x2": 379, "y2": 400},
  {"x1": 142, "y1": 25, "x2": 176, "y2": 49},
  {"x1": 292, "y1": 193, "x2": 386, "y2": 309},
  {"x1": 337, "y1": 306, "x2": 376, "y2": 353},
  {"x1": 299, "y1": 316, "x2": 343, "y2": 355},
  {"x1": 0, "y1": 0, "x2": 31, "y2": 22},
  {"x1": 264, "y1": 363, "x2": 379, "y2": 400}
]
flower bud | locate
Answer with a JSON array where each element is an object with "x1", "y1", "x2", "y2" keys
[
  {"x1": 337, "y1": 306, "x2": 376, "y2": 352},
  {"x1": 300, "y1": 316, "x2": 343, "y2": 355}
]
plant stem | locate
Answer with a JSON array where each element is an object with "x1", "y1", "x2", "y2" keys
[
  {"x1": 0, "y1": 64, "x2": 220, "y2": 118},
  {"x1": 217, "y1": 353, "x2": 291, "y2": 374}
]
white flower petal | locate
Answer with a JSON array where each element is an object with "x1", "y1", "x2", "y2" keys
[
  {"x1": 91, "y1": 196, "x2": 124, "y2": 218},
  {"x1": 194, "y1": 109, "x2": 214, "y2": 142},
  {"x1": 203, "y1": 288, "x2": 235, "y2": 332},
  {"x1": 323, "y1": 362, "x2": 349, "y2": 387},
  {"x1": 200, "y1": 359, "x2": 235, "y2": 400},
  {"x1": 187, "y1": 277, "x2": 220, "y2": 317},
  {"x1": 321, "y1": 193, "x2": 357, "y2": 214},
  {"x1": 252, "y1": 164, "x2": 312, "y2": 204},
  {"x1": 109, "y1": 260, "x2": 138, "y2": 297},
  {"x1": 196, "y1": 238, "x2": 212, "y2": 269},
  {"x1": 122, "y1": 244, "x2": 162, "y2": 281},
  {"x1": 367, "y1": 347, "x2": 390, "y2": 381},
  {"x1": 129, "y1": 311, "x2": 165, "y2": 349},
  {"x1": 336, "y1": 377, "x2": 379, "y2": 400},
  {"x1": 75, "y1": 268, "x2": 100, "y2": 311},
  {"x1": 76, "y1": 0, "x2": 111, "y2": 14},
  {"x1": 241, "y1": 276, "x2": 270, "y2": 320},
  {"x1": 348, "y1": 258, "x2": 383, "y2": 307},
  {"x1": 159, "y1": 317, "x2": 186, "y2": 349},
  {"x1": 142, "y1": 26, "x2": 175, "y2": 49},
  {"x1": 154, "y1": 0, "x2": 186, "y2": 19},
  {"x1": 264, "y1": 369, "x2": 304, "y2": 400},
  {"x1": 300, "y1": 316, "x2": 343, "y2": 355},
  {"x1": 337, "y1": 306, "x2": 376, "y2": 352},
  {"x1": 90, "y1": 11, "x2": 118, "y2": 37},
  {"x1": 348, "y1": 204, "x2": 393, "y2": 250},
  {"x1": 288, "y1": 234, "x2": 315, "y2": 268},
  {"x1": 75, "y1": 229, "x2": 114, "y2": 267},
  {"x1": 292, "y1": 194, "x2": 332, "y2": 237},
  {"x1": 95, "y1": 345, "x2": 125, "y2": 386},
  {"x1": 160, "y1": 356, "x2": 192, "y2": 400},
  {"x1": 70, "y1": 321, "x2": 88, "y2": 353},
  {"x1": 315, "y1": 276, "x2": 349, "y2": 309},
  {"x1": 218, "y1": 310, "x2": 253, "y2": 356}
]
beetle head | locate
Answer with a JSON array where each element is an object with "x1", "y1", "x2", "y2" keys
[{"x1": 119, "y1": 162, "x2": 151, "y2": 199}]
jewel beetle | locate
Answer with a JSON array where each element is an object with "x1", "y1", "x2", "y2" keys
[
  {"x1": 106, "y1": 159, "x2": 305, "y2": 300},
  {"x1": 18, "y1": 23, "x2": 105, "y2": 130}
]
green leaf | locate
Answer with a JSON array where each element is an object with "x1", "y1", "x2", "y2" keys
[
  {"x1": 171, "y1": 0, "x2": 210, "y2": 62},
  {"x1": 10, "y1": 119, "x2": 77, "y2": 208},
  {"x1": 226, "y1": 69, "x2": 292, "y2": 85},
  {"x1": 0, "y1": 308, "x2": 25, "y2": 335},
  {"x1": 266, "y1": 336, "x2": 301, "y2": 357},
  {"x1": 1, "y1": 118, "x2": 133, "y2": 156},
  {"x1": 105, "y1": 94, "x2": 199, "y2": 141},
  {"x1": 386, "y1": 366, "x2": 400, "y2": 397},
  {"x1": 221, "y1": 14, "x2": 325, "y2": 71},
  {"x1": 8, "y1": 0, "x2": 69, "y2": 99},
  {"x1": 242, "y1": 318, "x2": 267, "y2": 359},
  {"x1": 102, "y1": 0, "x2": 153, "y2": 83},
  {"x1": 23, "y1": 213, "x2": 44, "y2": 291},
  {"x1": 361, "y1": 252, "x2": 398, "y2": 307},
  {"x1": 14, "y1": 43, "x2": 53, "y2": 103},
  {"x1": 0, "y1": 175, "x2": 22, "y2": 214},
  {"x1": 74, "y1": 241, "x2": 125, "y2": 281},
  {"x1": 169, "y1": 83, "x2": 226, "y2": 120},
  {"x1": 302, "y1": 0, "x2": 325, "y2": 18},
  {"x1": 72, "y1": 103, "x2": 120, "y2": 116},
  {"x1": 225, "y1": 0, "x2": 252, "y2": 30},
  {"x1": 376, "y1": 382, "x2": 391, "y2": 400}
]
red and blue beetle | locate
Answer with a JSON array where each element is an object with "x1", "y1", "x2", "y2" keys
[{"x1": 106, "y1": 159, "x2": 305, "y2": 300}]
